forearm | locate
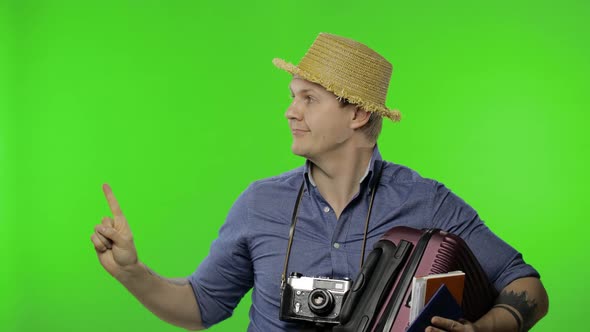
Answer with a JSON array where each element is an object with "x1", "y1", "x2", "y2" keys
[
  {"x1": 474, "y1": 277, "x2": 549, "y2": 332},
  {"x1": 117, "y1": 261, "x2": 205, "y2": 330}
]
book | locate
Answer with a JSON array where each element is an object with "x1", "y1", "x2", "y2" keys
[
  {"x1": 406, "y1": 284, "x2": 463, "y2": 332},
  {"x1": 409, "y1": 270, "x2": 465, "y2": 323}
]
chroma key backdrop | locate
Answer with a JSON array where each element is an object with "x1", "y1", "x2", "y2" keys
[{"x1": 1, "y1": 0, "x2": 588, "y2": 331}]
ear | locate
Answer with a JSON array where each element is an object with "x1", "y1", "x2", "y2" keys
[{"x1": 350, "y1": 106, "x2": 371, "y2": 130}]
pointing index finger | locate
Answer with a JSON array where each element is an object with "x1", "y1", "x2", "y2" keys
[{"x1": 102, "y1": 183, "x2": 124, "y2": 217}]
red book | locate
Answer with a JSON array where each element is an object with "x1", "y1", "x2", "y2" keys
[{"x1": 409, "y1": 271, "x2": 465, "y2": 323}]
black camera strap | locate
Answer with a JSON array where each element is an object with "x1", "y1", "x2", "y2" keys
[
  {"x1": 281, "y1": 179, "x2": 306, "y2": 289},
  {"x1": 280, "y1": 160, "x2": 385, "y2": 289}
]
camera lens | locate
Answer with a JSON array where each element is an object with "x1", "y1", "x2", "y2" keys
[{"x1": 308, "y1": 289, "x2": 335, "y2": 316}]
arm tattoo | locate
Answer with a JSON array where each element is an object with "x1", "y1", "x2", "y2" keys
[
  {"x1": 146, "y1": 266, "x2": 189, "y2": 286},
  {"x1": 495, "y1": 290, "x2": 538, "y2": 331}
]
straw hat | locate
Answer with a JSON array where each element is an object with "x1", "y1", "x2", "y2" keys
[{"x1": 272, "y1": 33, "x2": 401, "y2": 121}]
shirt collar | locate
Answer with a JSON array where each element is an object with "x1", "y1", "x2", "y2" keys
[{"x1": 303, "y1": 145, "x2": 383, "y2": 190}]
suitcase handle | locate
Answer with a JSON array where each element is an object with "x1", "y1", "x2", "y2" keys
[
  {"x1": 339, "y1": 245, "x2": 382, "y2": 324},
  {"x1": 334, "y1": 240, "x2": 413, "y2": 332},
  {"x1": 374, "y1": 229, "x2": 437, "y2": 332}
]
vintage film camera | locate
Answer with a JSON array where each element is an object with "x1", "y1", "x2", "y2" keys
[{"x1": 280, "y1": 272, "x2": 352, "y2": 325}]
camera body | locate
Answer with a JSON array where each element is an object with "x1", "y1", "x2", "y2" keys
[{"x1": 280, "y1": 272, "x2": 352, "y2": 325}]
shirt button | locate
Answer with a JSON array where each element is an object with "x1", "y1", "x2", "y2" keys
[
  {"x1": 323, "y1": 206, "x2": 331, "y2": 213},
  {"x1": 333, "y1": 242, "x2": 340, "y2": 249}
]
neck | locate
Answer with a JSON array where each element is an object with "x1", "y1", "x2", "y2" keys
[{"x1": 309, "y1": 142, "x2": 375, "y2": 218}]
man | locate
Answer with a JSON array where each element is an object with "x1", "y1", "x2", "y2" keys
[{"x1": 91, "y1": 33, "x2": 548, "y2": 331}]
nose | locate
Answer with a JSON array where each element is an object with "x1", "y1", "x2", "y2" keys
[{"x1": 285, "y1": 99, "x2": 303, "y2": 121}]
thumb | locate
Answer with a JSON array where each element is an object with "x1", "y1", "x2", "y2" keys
[{"x1": 96, "y1": 225, "x2": 126, "y2": 244}]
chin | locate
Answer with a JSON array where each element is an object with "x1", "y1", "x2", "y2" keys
[{"x1": 290, "y1": 143, "x2": 310, "y2": 159}]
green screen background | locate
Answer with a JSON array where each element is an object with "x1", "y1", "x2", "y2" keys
[{"x1": 1, "y1": 0, "x2": 588, "y2": 331}]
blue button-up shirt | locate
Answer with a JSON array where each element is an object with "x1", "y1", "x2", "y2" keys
[{"x1": 188, "y1": 146, "x2": 539, "y2": 331}]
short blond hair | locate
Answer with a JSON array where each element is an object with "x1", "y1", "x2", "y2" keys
[{"x1": 339, "y1": 98, "x2": 383, "y2": 142}]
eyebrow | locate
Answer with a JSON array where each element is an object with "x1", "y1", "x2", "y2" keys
[{"x1": 289, "y1": 87, "x2": 319, "y2": 95}]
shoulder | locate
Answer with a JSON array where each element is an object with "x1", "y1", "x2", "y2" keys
[
  {"x1": 224, "y1": 167, "x2": 305, "y2": 232},
  {"x1": 378, "y1": 160, "x2": 464, "y2": 208},
  {"x1": 240, "y1": 166, "x2": 305, "y2": 205},
  {"x1": 380, "y1": 160, "x2": 440, "y2": 189},
  {"x1": 248, "y1": 166, "x2": 304, "y2": 191}
]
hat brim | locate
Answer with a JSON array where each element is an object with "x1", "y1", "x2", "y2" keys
[{"x1": 272, "y1": 58, "x2": 401, "y2": 122}]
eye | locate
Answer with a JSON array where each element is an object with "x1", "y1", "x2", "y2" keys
[{"x1": 289, "y1": 94, "x2": 315, "y2": 103}]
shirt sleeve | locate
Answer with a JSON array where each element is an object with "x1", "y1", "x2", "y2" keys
[
  {"x1": 187, "y1": 185, "x2": 254, "y2": 328},
  {"x1": 429, "y1": 181, "x2": 540, "y2": 292}
]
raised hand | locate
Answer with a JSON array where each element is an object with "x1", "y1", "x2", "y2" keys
[{"x1": 91, "y1": 183, "x2": 139, "y2": 279}]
